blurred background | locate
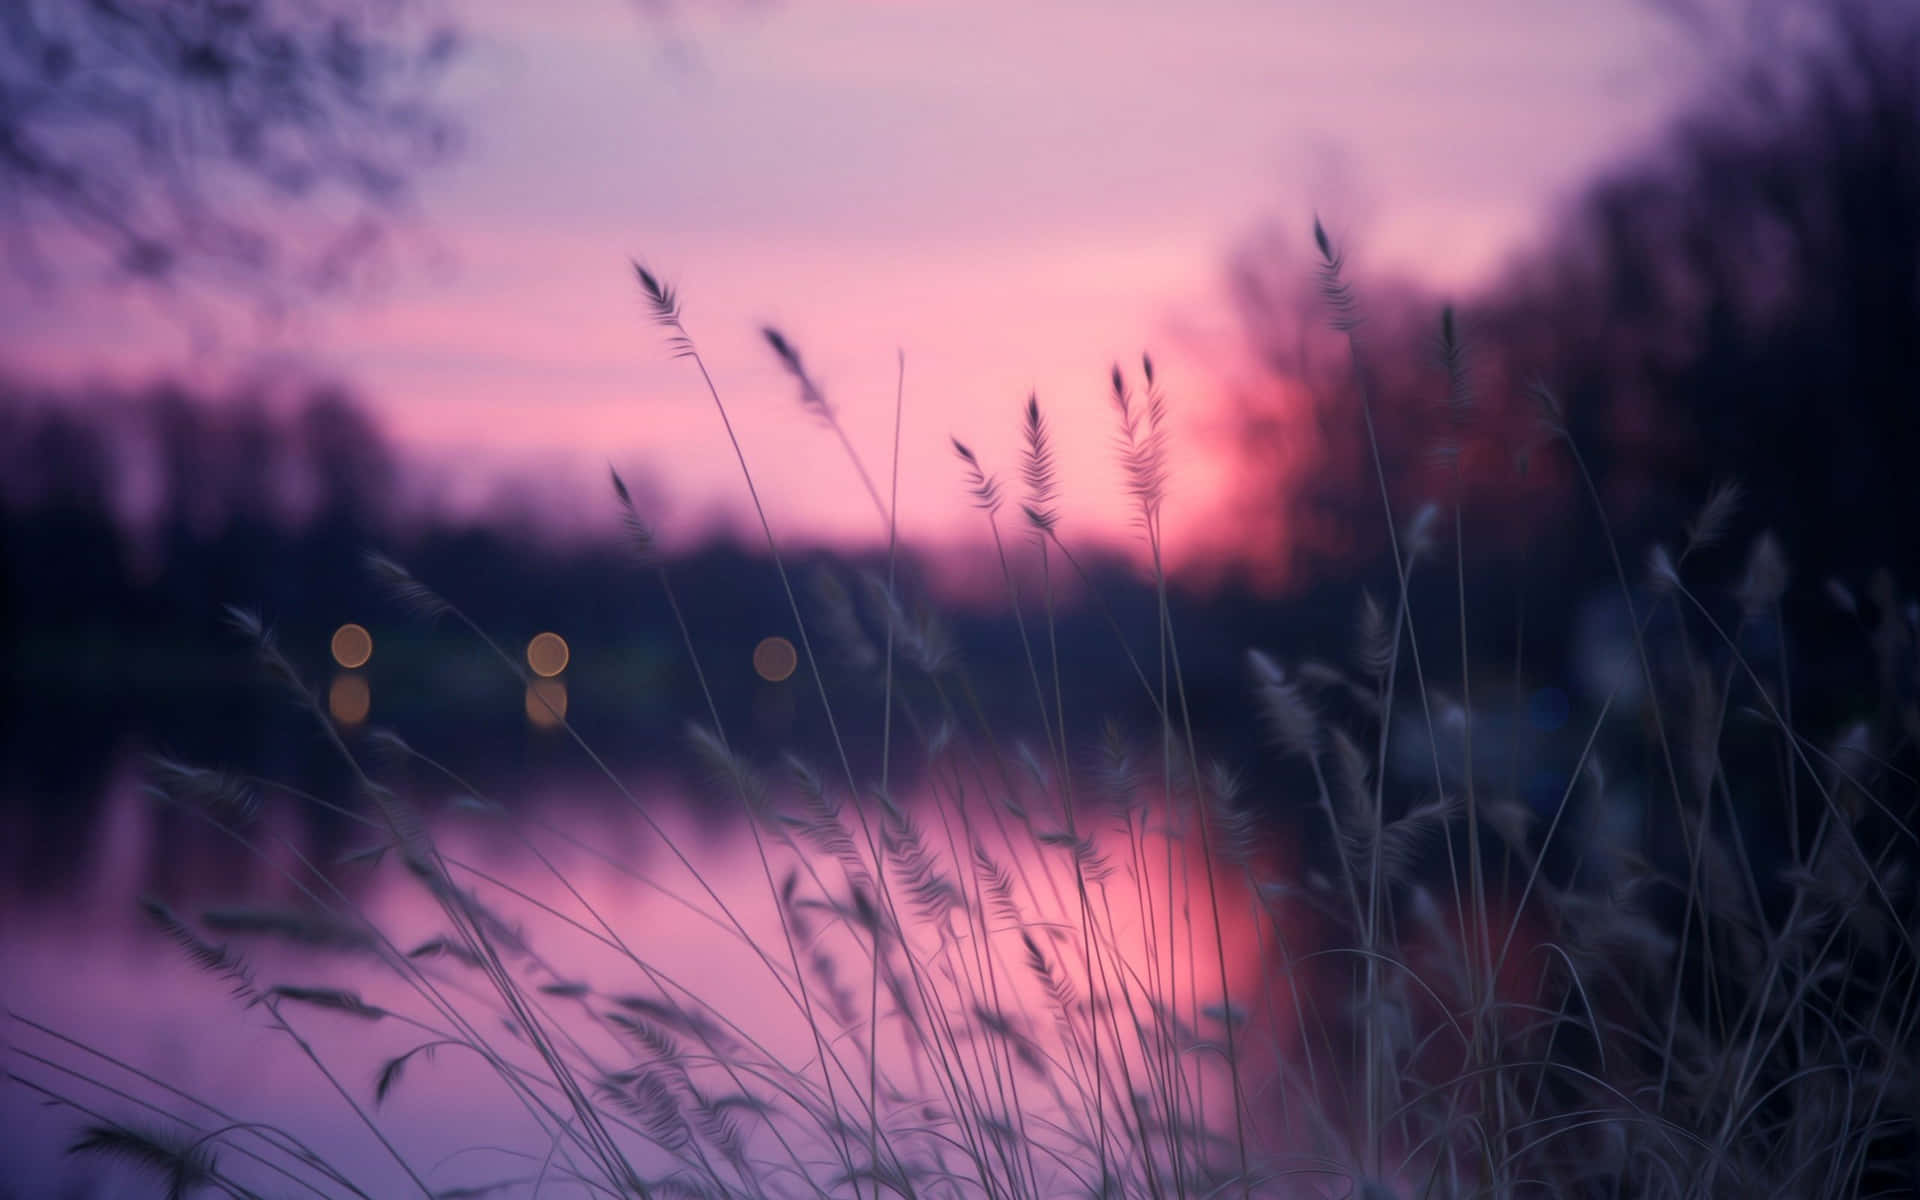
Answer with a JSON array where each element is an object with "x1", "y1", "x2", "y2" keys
[{"x1": 2, "y1": 0, "x2": 1916, "y2": 889}]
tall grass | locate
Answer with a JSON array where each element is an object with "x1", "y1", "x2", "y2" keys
[{"x1": 9, "y1": 240, "x2": 1918, "y2": 1199}]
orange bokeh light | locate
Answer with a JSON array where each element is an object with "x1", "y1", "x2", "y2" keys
[
  {"x1": 752, "y1": 636, "x2": 797, "y2": 682},
  {"x1": 525, "y1": 678, "x2": 568, "y2": 728},
  {"x1": 328, "y1": 673, "x2": 371, "y2": 724},
  {"x1": 527, "y1": 632, "x2": 570, "y2": 678},
  {"x1": 330, "y1": 623, "x2": 373, "y2": 669}
]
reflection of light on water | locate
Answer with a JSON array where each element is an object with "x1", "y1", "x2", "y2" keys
[
  {"x1": 327, "y1": 673, "x2": 370, "y2": 724},
  {"x1": 524, "y1": 633, "x2": 570, "y2": 728},
  {"x1": 329, "y1": 622, "x2": 373, "y2": 669},
  {"x1": 525, "y1": 631, "x2": 569, "y2": 678},
  {"x1": 524, "y1": 677, "x2": 567, "y2": 727},
  {"x1": 751, "y1": 635, "x2": 797, "y2": 682},
  {"x1": 3, "y1": 777, "x2": 1310, "y2": 1197}
]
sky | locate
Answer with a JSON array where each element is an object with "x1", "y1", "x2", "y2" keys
[{"x1": 4, "y1": 0, "x2": 1699, "y2": 569}]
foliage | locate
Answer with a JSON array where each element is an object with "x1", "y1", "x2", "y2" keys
[{"x1": 0, "y1": 0, "x2": 460, "y2": 307}]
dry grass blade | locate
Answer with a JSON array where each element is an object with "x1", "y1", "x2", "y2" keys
[
  {"x1": 1737, "y1": 531, "x2": 1788, "y2": 616},
  {"x1": 1094, "y1": 719, "x2": 1143, "y2": 809},
  {"x1": 1248, "y1": 649, "x2": 1319, "y2": 760},
  {"x1": 221, "y1": 605, "x2": 307, "y2": 697},
  {"x1": 632, "y1": 260, "x2": 696, "y2": 359},
  {"x1": 1356, "y1": 591, "x2": 1394, "y2": 680},
  {"x1": 1401, "y1": 502, "x2": 1440, "y2": 565},
  {"x1": 1329, "y1": 727, "x2": 1374, "y2": 841},
  {"x1": 951, "y1": 437, "x2": 1003, "y2": 514},
  {"x1": 1110, "y1": 358, "x2": 1169, "y2": 526},
  {"x1": 857, "y1": 569, "x2": 951, "y2": 674},
  {"x1": 1020, "y1": 392, "x2": 1060, "y2": 534},
  {"x1": 140, "y1": 896, "x2": 255, "y2": 1001},
  {"x1": 606, "y1": 1011, "x2": 682, "y2": 1063},
  {"x1": 1684, "y1": 479, "x2": 1743, "y2": 558},
  {"x1": 267, "y1": 985, "x2": 389, "y2": 1021},
  {"x1": 1435, "y1": 305, "x2": 1473, "y2": 421},
  {"x1": 144, "y1": 756, "x2": 260, "y2": 824},
  {"x1": 364, "y1": 553, "x2": 450, "y2": 621},
  {"x1": 1376, "y1": 797, "x2": 1457, "y2": 883},
  {"x1": 200, "y1": 906, "x2": 375, "y2": 953},
  {"x1": 809, "y1": 566, "x2": 880, "y2": 673},
  {"x1": 406, "y1": 935, "x2": 484, "y2": 968},
  {"x1": 609, "y1": 465, "x2": 658, "y2": 563},
  {"x1": 883, "y1": 808, "x2": 964, "y2": 923},
  {"x1": 68, "y1": 1122, "x2": 218, "y2": 1199},
  {"x1": 1208, "y1": 762, "x2": 1259, "y2": 867},
  {"x1": 600, "y1": 1070, "x2": 692, "y2": 1151},
  {"x1": 763, "y1": 325, "x2": 833, "y2": 422},
  {"x1": 1313, "y1": 216, "x2": 1363, "y2": 334},
  {"x1": 686, "y1": 721, "x2": 765, "y2": 813},
  {"x1": 374, "y1": 1043, "x2": 440, "y2": 1107}
]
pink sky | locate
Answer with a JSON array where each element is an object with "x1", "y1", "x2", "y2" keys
[{"x1": 3, "y1": 0, "x2": 1697, "y2": 570}]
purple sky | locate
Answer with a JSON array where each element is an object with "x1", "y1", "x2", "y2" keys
[{"x1": 5, "y1": 0, "x2": 1697, "y2": 565}]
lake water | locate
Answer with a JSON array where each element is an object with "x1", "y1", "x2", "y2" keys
[{"x1": 4, "y1": 753, "x2": 1319, "y2": 1199}]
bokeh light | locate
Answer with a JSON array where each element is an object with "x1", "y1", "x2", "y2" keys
[
  {"x1": 526, "y1": 631, "x2": 570, "y2": 678},
  {"x1": 330, "y1": 623, "x2": 373, "y2": 669},
  {"x1": 328, "y1": 673, "x2": 371, "y2": 725},
  {"x1": 525, "y1": 678, "x2": 568, "y2": 728},
  {"x1": 752, "y1": 636, "x2": 797, "y2": 683}
]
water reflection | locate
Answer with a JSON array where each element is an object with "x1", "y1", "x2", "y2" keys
[
  {"x1": 328, "y1": 672, "x2": 371, "y2": 725},
  {"x1": 2, "y1": 770, "x2": 1295, "y2": 1198},
  {"x1": 525, "y1": 677, "x2": 568, "y2": 728}
]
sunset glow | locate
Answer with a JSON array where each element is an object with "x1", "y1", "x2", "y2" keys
[
  {"x1": 10, "y1": 1, "x2": 1920, "y2": 1195},
  {"x1": 0, "y1": 0, "x2": 1693, "y2": 573}
]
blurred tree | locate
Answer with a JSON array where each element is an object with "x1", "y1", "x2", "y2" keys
[
  {"x1": 1486, "y1": 0, "x2": 1918, "y2": 580},
  {"x1": 1225, "y1": 0, "x2": 1919, "y2": 593},
  {"x1": 0, "y1": 0, "x2": 461, "y2": 311}
]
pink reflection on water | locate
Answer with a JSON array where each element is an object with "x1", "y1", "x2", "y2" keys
[{"x1": 4, "y1": 767, "x2": 1335, "y2": 1197}]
